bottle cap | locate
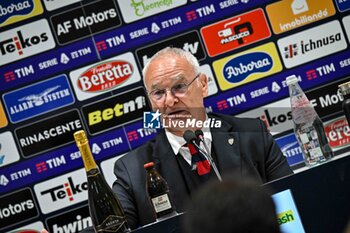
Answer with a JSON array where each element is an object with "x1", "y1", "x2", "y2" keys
[
  {"x1": 144, "y1": 162, "x2": 155, "y2": 169},
  {"x1": 74, "y1": 130, "x2": 88, "y2": 146},
  {"x1": 285, "y1": 75, "x2": 299, "y2": 86},
  {"x1": 338, "y1": 81, "x2": 350, "y2": 96}
]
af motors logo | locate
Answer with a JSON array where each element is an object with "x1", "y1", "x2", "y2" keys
[
  {"x1": 34, "y1": 168, "x2": 88, "y2": 214},
  {"x1": 266, "y1": 0, "x2": 335, "y2": 34},
  {"x1": 213, "y1": 43, "x2": 282, "y2": 91},
  {"x1": 46, "y1": 205, "x2": 92, "y2": 233},
  {"x1": 277, "y1": 20, "x2": 347, "y2": 68},
  {"x1": 324, "y1": 117, "x2": 350, "y2": 151},
  {"x1": 0, "y1": 0, "x2": 43, "y2": 27},
  {"x1": 82, "y1": 87, "x2": 151, "y2": 135},
  {"x1": 50, "y1": 0, "x2": 121, "y2": 45},
  {"x1": 15, "y1": 109, "x2": 83, "y2": 157},
  {"x1": 116, "y1": 0, "x2": 186, "y2": 23},
  {"x1": 237, "y1": 98, "x2": 293, "y2": 135},
  {"x1": 70, "y1": 52, "x2": 141, "y2": 101},
  {"x1": 0, "y1": 188, "x2": 39, "y2": 231},
  {"x1": 201, "y1": 8, "x2": 271, "y2": 57},
  {"x1": 0, "y1": 19, "x2": 56, "y2": 66},
  {"x1": 3, "y1": 75, "x2": 75, "y2": 123},
  {"x1": 0, "y1": 131, "x2": 20, "y2": 168}
]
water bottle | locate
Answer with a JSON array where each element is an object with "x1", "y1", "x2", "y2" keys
[
  {"x1": 286, "y1": 75, "x2": 333, "y2": 167},
  {"x1": 338, "y1": 81, "x2": 350, "y2": 125}
]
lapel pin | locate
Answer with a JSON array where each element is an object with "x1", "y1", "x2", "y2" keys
[{"x1": 228, "y1": 138, "x2": 234, "y2": 145}]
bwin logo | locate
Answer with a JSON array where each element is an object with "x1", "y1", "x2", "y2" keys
[{"x1": 223, "y1": 52, "x2": 273, "y2": 83}]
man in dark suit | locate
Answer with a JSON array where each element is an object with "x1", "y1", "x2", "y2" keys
[{"x1": 112, "y1": 47, "x2": 293, "y2": 230}]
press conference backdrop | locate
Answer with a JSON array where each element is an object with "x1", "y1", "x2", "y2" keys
[{"x1": 1, "y1": 0, "x2": 350, "y2": 232}]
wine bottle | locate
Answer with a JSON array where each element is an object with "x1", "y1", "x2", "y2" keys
[
  {"x1": 144, "y1": 162, "x2": 177, "y2": 220},
  {"x1": 74, "y1": 130, "x2": 130, "y2": 233}
]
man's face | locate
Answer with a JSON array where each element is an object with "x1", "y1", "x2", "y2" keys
[{"x1": 144, "y1": 54, "x2": 208, "y2": 135}]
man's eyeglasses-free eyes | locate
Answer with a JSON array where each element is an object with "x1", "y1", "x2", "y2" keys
[{"x1": 148, "y1": 73, "x2": 200, "y2": 102}]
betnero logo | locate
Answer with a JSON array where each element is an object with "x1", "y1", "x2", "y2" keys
[
  {"x1": 201, "y1": 8, "x2": 271, "y2": 57},
  {"x1": 266, "y1": 0, "x2": 335, "y2": 34},
  {"x1": 50, "y1": 0, "x2": 121, "y2": 45},
  {"x1": 0, "y1": 131, "x2": 20, "y2": 167},
  {"x1": 0, "y1": 0, "x2": 43, "y2": 27},
  {"x1": 324, "y1": 117, "x2": 350, "y2": 150},
  {"x1": 0, "y1": 102, "x2": 8, "y2": 128},
  {"x1": 0, "y1": 19, "x2": 55, "y2": 66},
  {"x1": 8, "y1": 221, "x2": 44, "y2": 233},
  {"x1": 70, "y1": 52, "x2": 141, "y2": 101},
  {"x1": 43, "y1": 0, "x2": 80, "y2": 11},
  {"x1": 277, "y1": 20, "x2": 347, "y2": 68},
  {"x1": 46, "y1": 205, "x2": 92, "y2": 233},
  {"x1": 116, "y1": 0, "x2": 186, "y2": 23},
  {"x1": 77, "y1": 60, "x2": 133, "y2": 93},
  {"x1": 0, "y1": 188, "x2": 38, "y2": 230},
  {"x1": 15, "y1": 109, "x2": 83, "y2": 157},
  {"x1": 3, "y1": 75, "x2": 75, "y2": 123},
  {"x1": 213, "y1": 43, "x2": 282, "y2": 91},
  {"x1": 34, "y1": 169, "x2": 88, "y2": 214},
  {"x1": 136, "y1": 30, "x2": 206, "y2": 69},
  {"x1": 82, "y1": 87, "x2": 150, "y2": 135}
]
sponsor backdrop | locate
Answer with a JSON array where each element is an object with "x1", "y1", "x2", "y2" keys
[{"x1": 0, "y1": 0, "x2": 350, "y2": 231}]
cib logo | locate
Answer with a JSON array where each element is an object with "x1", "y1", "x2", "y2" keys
[{"x1": 143, "y1": 110, "x2": 161, "y2": 129}]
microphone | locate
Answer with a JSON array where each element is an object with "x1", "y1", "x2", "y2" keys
[{"x1": 183, "y1": 130, "x2": 222, "y2": 182}]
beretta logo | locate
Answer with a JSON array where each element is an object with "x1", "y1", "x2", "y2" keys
[
  {"x1": 34, "y1": 169, "x2": 88, "y2": 214},
  {"x1": 324, "y1": 117, "x2": 350, "y2": 150},
  {"x1": 0, "y1": 131, "x2": 20, "y2": 167},
  {"x1": 3, "y1": 75, "x2": 75, "y2": 123},
  {"x1": 50, "y1": 0, "x2": 121, "y2": 45},
  {"x1": 46, "y1": 205, "x2": 92, "y2": 233},
  {"x1": 0, "y1": 19, "x2": 55, "y2": 66},
  {"x1": 0, "y1": 188, "x2": 38, "y2": 231},
  {"x1": 213, "y1": 43, "x2": 282, "y2": 91},
  {"x1": 136, "y1": 30, "x2": 206, "y2": 69},
  {"x1": 77, "y1": 60, "x2": 133, "y2": 93},
  {"x1": 70, "y1": 52, "x2": 141, "y2": 101},
  {"x1": 82, "y1": 87, "x2": 151, "y2": 135},
  {"x1": 201, "y1": 8, "x2": 271, "y2": 57},
  {"x1": 15, "y1": 109, "x2": 83, "y2": 158},
  {"x1": 0, "y1": 0, "x2": 44, "y2": 27},
  {"x1": 277, "y1": 20, "x2": 347, "y2": 68}
]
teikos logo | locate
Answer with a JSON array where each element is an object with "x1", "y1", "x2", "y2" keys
[
  {"x1": 201, "y1": 8, "x2": 271, "y2": 57},
  {"x1": 116, "y1": 0, "x2": 186, "y2": 23},
  {"x1": 34, "y1": 168, "x2": 88, "y2": 214},
  {"x1": 46, "y1": 205, "x2": 92, "y2": 233},
  {"x1": 266, "y1": 0, "x2": 335, "y2": 34},
  {"x1": 82, "y1": 87, "x2": 150, "y2": 135},
  {"x1": 277, "y1": 20, "x2": 347, "y2": 68},
  {"x1": 0, "y1": 188, "x2": 38, "y2": 230},
  {"x1": 0, "y1": 19, "x2": 56, "y2": 66},
  {"x1": 136, "y1": 30, "x2": 206, "y2": 69},
  {"x1": 3, "y1": 74, "x2": 75, "y2": 123},
  {"x1": 324, "y1": 117, "x2": 350, "y2": 151},
  {"x1": 0, "y1": 131, "x2": 20, "y2": 167},
  {"x1": 50, "y1": 0, "x2": 121, "y2": 45},
  {"x1": 0, "y1": 0, "x2": 44, "y2": 27},
  {"x1": 15, "y1": 109, "x2": 83, "y2": 157},
  {"x1": 70, "y1": 52, "x2": 141, "y2": 101},
  {"x1": 213, "y1": 42, "x2": 282, "y2": 91}
]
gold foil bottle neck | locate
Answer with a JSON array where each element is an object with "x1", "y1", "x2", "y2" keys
[{"x1": 74, "y1": 130, "x2": 88, "y2": 146}]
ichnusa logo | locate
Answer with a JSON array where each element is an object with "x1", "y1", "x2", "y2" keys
[{"x1": 213, "y1": 42, "x2": 282, "y2": 91}]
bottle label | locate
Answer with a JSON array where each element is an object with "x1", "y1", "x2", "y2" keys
[
  {"x1": 151, "y1": 194, "x2": 172, "y2": 213},
  {"x1": 95, "y1": 215, "x2": 127, "y2": 232},
  {"x1": 298, "y1": 127, "x2": 324, "y2": 160},
  {"x1": 291, "y1": 95, "x2": 317, "y2": 124}
]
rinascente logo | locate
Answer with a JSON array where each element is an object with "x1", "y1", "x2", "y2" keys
[
  {"x1": 15, "y1": 109, "x2": 83, "y2": 157},
  {"x1": 0, "y1": 0, "x2": 44, "y2": 27},
  {"x1": 201, "y1": 8, "x2": 271, "y2": 57},
  {"x1": 0, "y1": 188, "x2": 38, "y2": 230},
  {"x1": 70, "y1": 52, "x2": 141, "y2": 101},
  {"x1": 46, "y1": 205, "x2": 92, "y2": 233},
  {"x1": 277, "y1": 20, "x2": 347, "y2": 68},
  {"x1": 34, "y1": 168, "x2": 88, "y2": 214},
  {"x1": 0, "y1": 19, "x2": 55, "y2": 66}
]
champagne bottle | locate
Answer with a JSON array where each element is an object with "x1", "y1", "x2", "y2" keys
[
  {"x1": 144, "y1": 162, "x2": 177, "y2": 220},
  {"x1": 74, "y1": 130, "x2": 130, "y2": 233}
]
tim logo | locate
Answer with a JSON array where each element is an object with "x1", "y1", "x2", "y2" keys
[
  {"x1": 283, "y1": 44, "x2": 298, "y2": 58},
  {"x1": 143, "y1": 110, "x2": 161, "y2": 129}
]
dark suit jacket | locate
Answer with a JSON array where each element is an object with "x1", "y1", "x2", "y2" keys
[{"x1": 111, "y1": 113, "x2": 293, "y2": 230}]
